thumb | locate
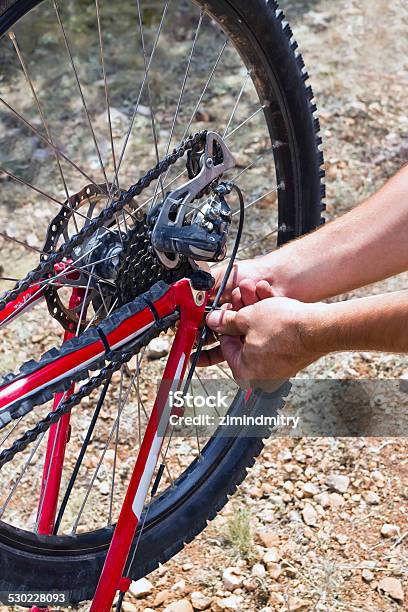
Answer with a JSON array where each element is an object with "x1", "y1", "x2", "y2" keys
[{"x1": 206, "y1": 308, "x2": 248, "y2": 336}]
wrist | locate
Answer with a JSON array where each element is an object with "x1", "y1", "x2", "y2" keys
[
  {"x1": 262, "y1": 250, "x2": 313, "y2": 301},
  {"x1": 298, "y1": 302, "x2": 335, "y2": 355}
]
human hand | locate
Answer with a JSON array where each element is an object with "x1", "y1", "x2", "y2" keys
[
  {"x1": 211, "y1": 256, "x2": 285, "y2": 308},
  {"x1": 198, "y1": 297, "x2": 325, "y2": 391}
]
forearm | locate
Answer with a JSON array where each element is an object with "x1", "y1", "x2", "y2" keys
[
  {"x1": 265, "y1": 165, "x2": 408, "y2": 301},
  {"x1": 304, "y1": 291, "x2": 408, "y2": 354}
]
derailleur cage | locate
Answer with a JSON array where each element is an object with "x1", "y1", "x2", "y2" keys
[{"x1": 149, "y1": 132, "x2": 235, "y2": 268}]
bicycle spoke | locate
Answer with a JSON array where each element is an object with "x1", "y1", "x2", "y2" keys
[
  {"x1": 115, "y1": 0, "x2": 171, "y2": 180},
  {"x1": 108, "y1": 366, "x2": 124, "y2": 525},
  {"x1": 53, "y1": 0, "x2": 109, "y2": 190},
  {"x1": 8, "y1": 31, "x2": 73, "y2": 221},
  {"x1": 136, "y1": 0, "x2": 165, "y2": 203},
  {"x1": 71, "y1": 368, "x2": 138, "y2": 532},
  {"x1": 181, "y1": 39, "x2": 229, "y2": 140},
  {"x1": 0, "y1": 97, "x2": 108, "y2": 198},
  {"x1": 0, "y1": 417, "x2": 24, "y2": 449},
  {"x1": 167, "y1": 12, "x2": 203, "y2": 155},
  {"x1": 225, "y1": 106, "x2": 266, "y2": 140},
  {"x1": 0, "y1": 433, "x2": 45, "y2": 520},
  {"x1": 232, "y1": 185, "x2": 281, "y2": 216},
  {"x1": 223, "y1": 71, "x2": 250, "y2": 138},
  {"x1": 237, "y1": 228, "x2": 278, "y2": 254},
  {"x1": 150, "y1": 9, "x2": 203, "y2": 207},
  {"x1": 95, "y1": 0, "x2": 119, "y2": 192},
  {"x1": 125, "y1": 361, "x2": 174, "y2": 487},
  {"x1": 195, "y1": 372, "x2": 221, "y2": 418}
]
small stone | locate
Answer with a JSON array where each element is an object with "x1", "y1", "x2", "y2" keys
[
  {"x1": 269, "y1": 592, "x2": 285, "y2": 605},
  {"x1": 378, "y1": 577, "x2": 404, "y2": 602},
  {"x1": 365, "y1": 491, "x2": 380, "y2": 505},
  {"x1": 303, "y1": 527, "x2": 314, "y2": 539},
  {"x1": 154, "y1": 590, "x2": 173, "y2": 606},
  {"x1": 252, "y1": 563, "x2": 266, "y2": 577},
  {"x1": 283, "y1": 480, "x2": 294, "y2": 493},
  {"x1": 329, "y1": 493, "x2": 344, "y2": 507},
  {"x1": 336, "y1": 533, "x2": 348, "y2": 545},
  {"x1": 381, "y1": 524, "x2": 399, "y2": 538},
  {"x1": 129, "y1": 577, "x2": 154, "y2": 598},
  {"x1": 289, "y1": 510, "x2": 302, "y2": 523},
  {"x1": 301, "y1": 503, "x2": 318, "y2": 526},
  {"x1": 315, "y1": 492, "x2": 330, "y2": 508},
  {"x1": 267, "y1": 562, "x2": 282, "y2": 579},
  {"x1": 243, "y1": 578, "x2": 258, "y2": 591},
  {"x1": 98, "y1": 480, "x2": 110, "y2": 495},
  {"x1": 222, "y1": 567, "x2": 243, "y2": 590},
  {"x1": 269, "y1": 495, "x2": 285, "y2": 507},
  {"x1": 303, "y1": 482, "x2": 319, "y2": 497},
  {"x1": 147, "y1": 337, "x2": 170, "y2": 359},
  {"x1": 172, "y1": 579, "x2": 186, "y2": 592},
  {"x1": 191, "y1": 591, "x2": 212, "y2": 610},
  {"x1": 249, "y1": 485, "x2": 263, "y2": 498},
  {"x1": 279, "y1": 449, "x2": 293, "y2": 461},
  {"x1": 288, "y1": 597, "x2": 310, "y2": 611},
  {"x1": 163, "y1": 600, "x2": 194, "y2": 612},
  {"x1": 263, "y1": 547, "x2": 280, "y2": 563},
  {"x1": 326, "y1": 474, "x2": 350, "y2": 493},
  {"x1": 284, "y1": 564, "x2": 298, "y2": 577},
  {"x1": 217, "y1": 595, "x2": 243, "y2": 610},
  {"x1": 362, "y1": 569, "x2": 375, "y2": 583},
  {"x1": 258, "y1": 530, "x2": 279, "y2": 548},
  {"x1": 122, "y1": 603, "x2": 138, "y2": 612},
  {"x1": 182, "y1": 562, "x2": 193, "y2": 571},
  {"x1": 143, "y1": 609, "x2": 156, "y2": 612},
  {"x1": 372, "y1": 470, "x2": 385, "y2": 484}
]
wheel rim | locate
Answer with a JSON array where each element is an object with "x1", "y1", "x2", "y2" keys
[{"x1": 0, "y1": 0, "x2": 313, "y2": 555}]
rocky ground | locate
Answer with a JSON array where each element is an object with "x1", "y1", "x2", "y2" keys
[
  {"x1": 86, "y1": 1, "x2": 407, "y2": 611},
  {"x1": 0, "y1": 0, "x2": 407, "y2": 610}
]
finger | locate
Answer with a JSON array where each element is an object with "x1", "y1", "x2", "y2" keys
[
  {"x1": 210, "y1": 264, "x2": 226, "y2": 293},
  {"x1": 206, "y1": 308, "x2": 249, "y2": 335},
  {"x1": 231, "y1": 287, "x2": 244, "y2": 311},
  {"x1": 196, "y1": 334, "x2": 242, "y2": 369},
  {"x1": 238, "y1": 278, "x2": 258, "y2": 306},
  {"x1": 219, "y1": 336, "x2": 248, "y2": 386},
  {"x1": 196, "y1": 344, "x2": 225, "y2": 367},
  {"x1": 213, "y1": 263, "x2": 241, "y2": 303},
  {"x1": 256, "y1": 280, "x2": 274, "y2": 300}
]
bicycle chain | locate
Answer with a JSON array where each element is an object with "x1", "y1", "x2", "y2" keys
[
  {"x1": 0, "y1": 132, "x2": 207, "y2": 468},
  {"x1": 0, "y1": 310, "x2": 179, "y2": 469},
  {"x1": 0, "y1": 130, "x2": 207, "y2": 312}
]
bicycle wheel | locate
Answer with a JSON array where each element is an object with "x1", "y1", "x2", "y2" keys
[{"x1": 0, "y1": 0, "x2": 324, "y2": 603}]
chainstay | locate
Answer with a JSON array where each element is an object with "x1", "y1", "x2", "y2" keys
[
  {"x1": 0, "y1": 131, "x2": 207, "y2": 312},
  {"x1": 0, "y1": 310, "x2": 179, "y2": 469}
]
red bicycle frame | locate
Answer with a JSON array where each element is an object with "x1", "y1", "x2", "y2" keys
[{"x1": 0, "y1": 274, "x2": 209, "y2": 611}]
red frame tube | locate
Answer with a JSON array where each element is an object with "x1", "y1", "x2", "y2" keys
[
  {"x1": 36, "y1": 288, "x2": 86, "y2": 535},
  {"x1": 0, "y1": 278, "x2": 208, "y2": 611},
  {"x1": 91, "y1": 280, "x2": 208, "y2": 611}
]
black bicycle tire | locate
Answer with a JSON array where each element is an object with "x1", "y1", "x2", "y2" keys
[{"x1": 0, "y1": 0, "x2": 324, "y2": 602}]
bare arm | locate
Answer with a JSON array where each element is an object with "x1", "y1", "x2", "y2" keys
[
  {"x1": 268, "y1": 164, "x2": 408, "y2": 301},
  {"x1": 214, "y1": 165, "x2": 408, "y2": 304},
  {"x1": 200, "y1": 291, "x2": 408, "y2": 388}
]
